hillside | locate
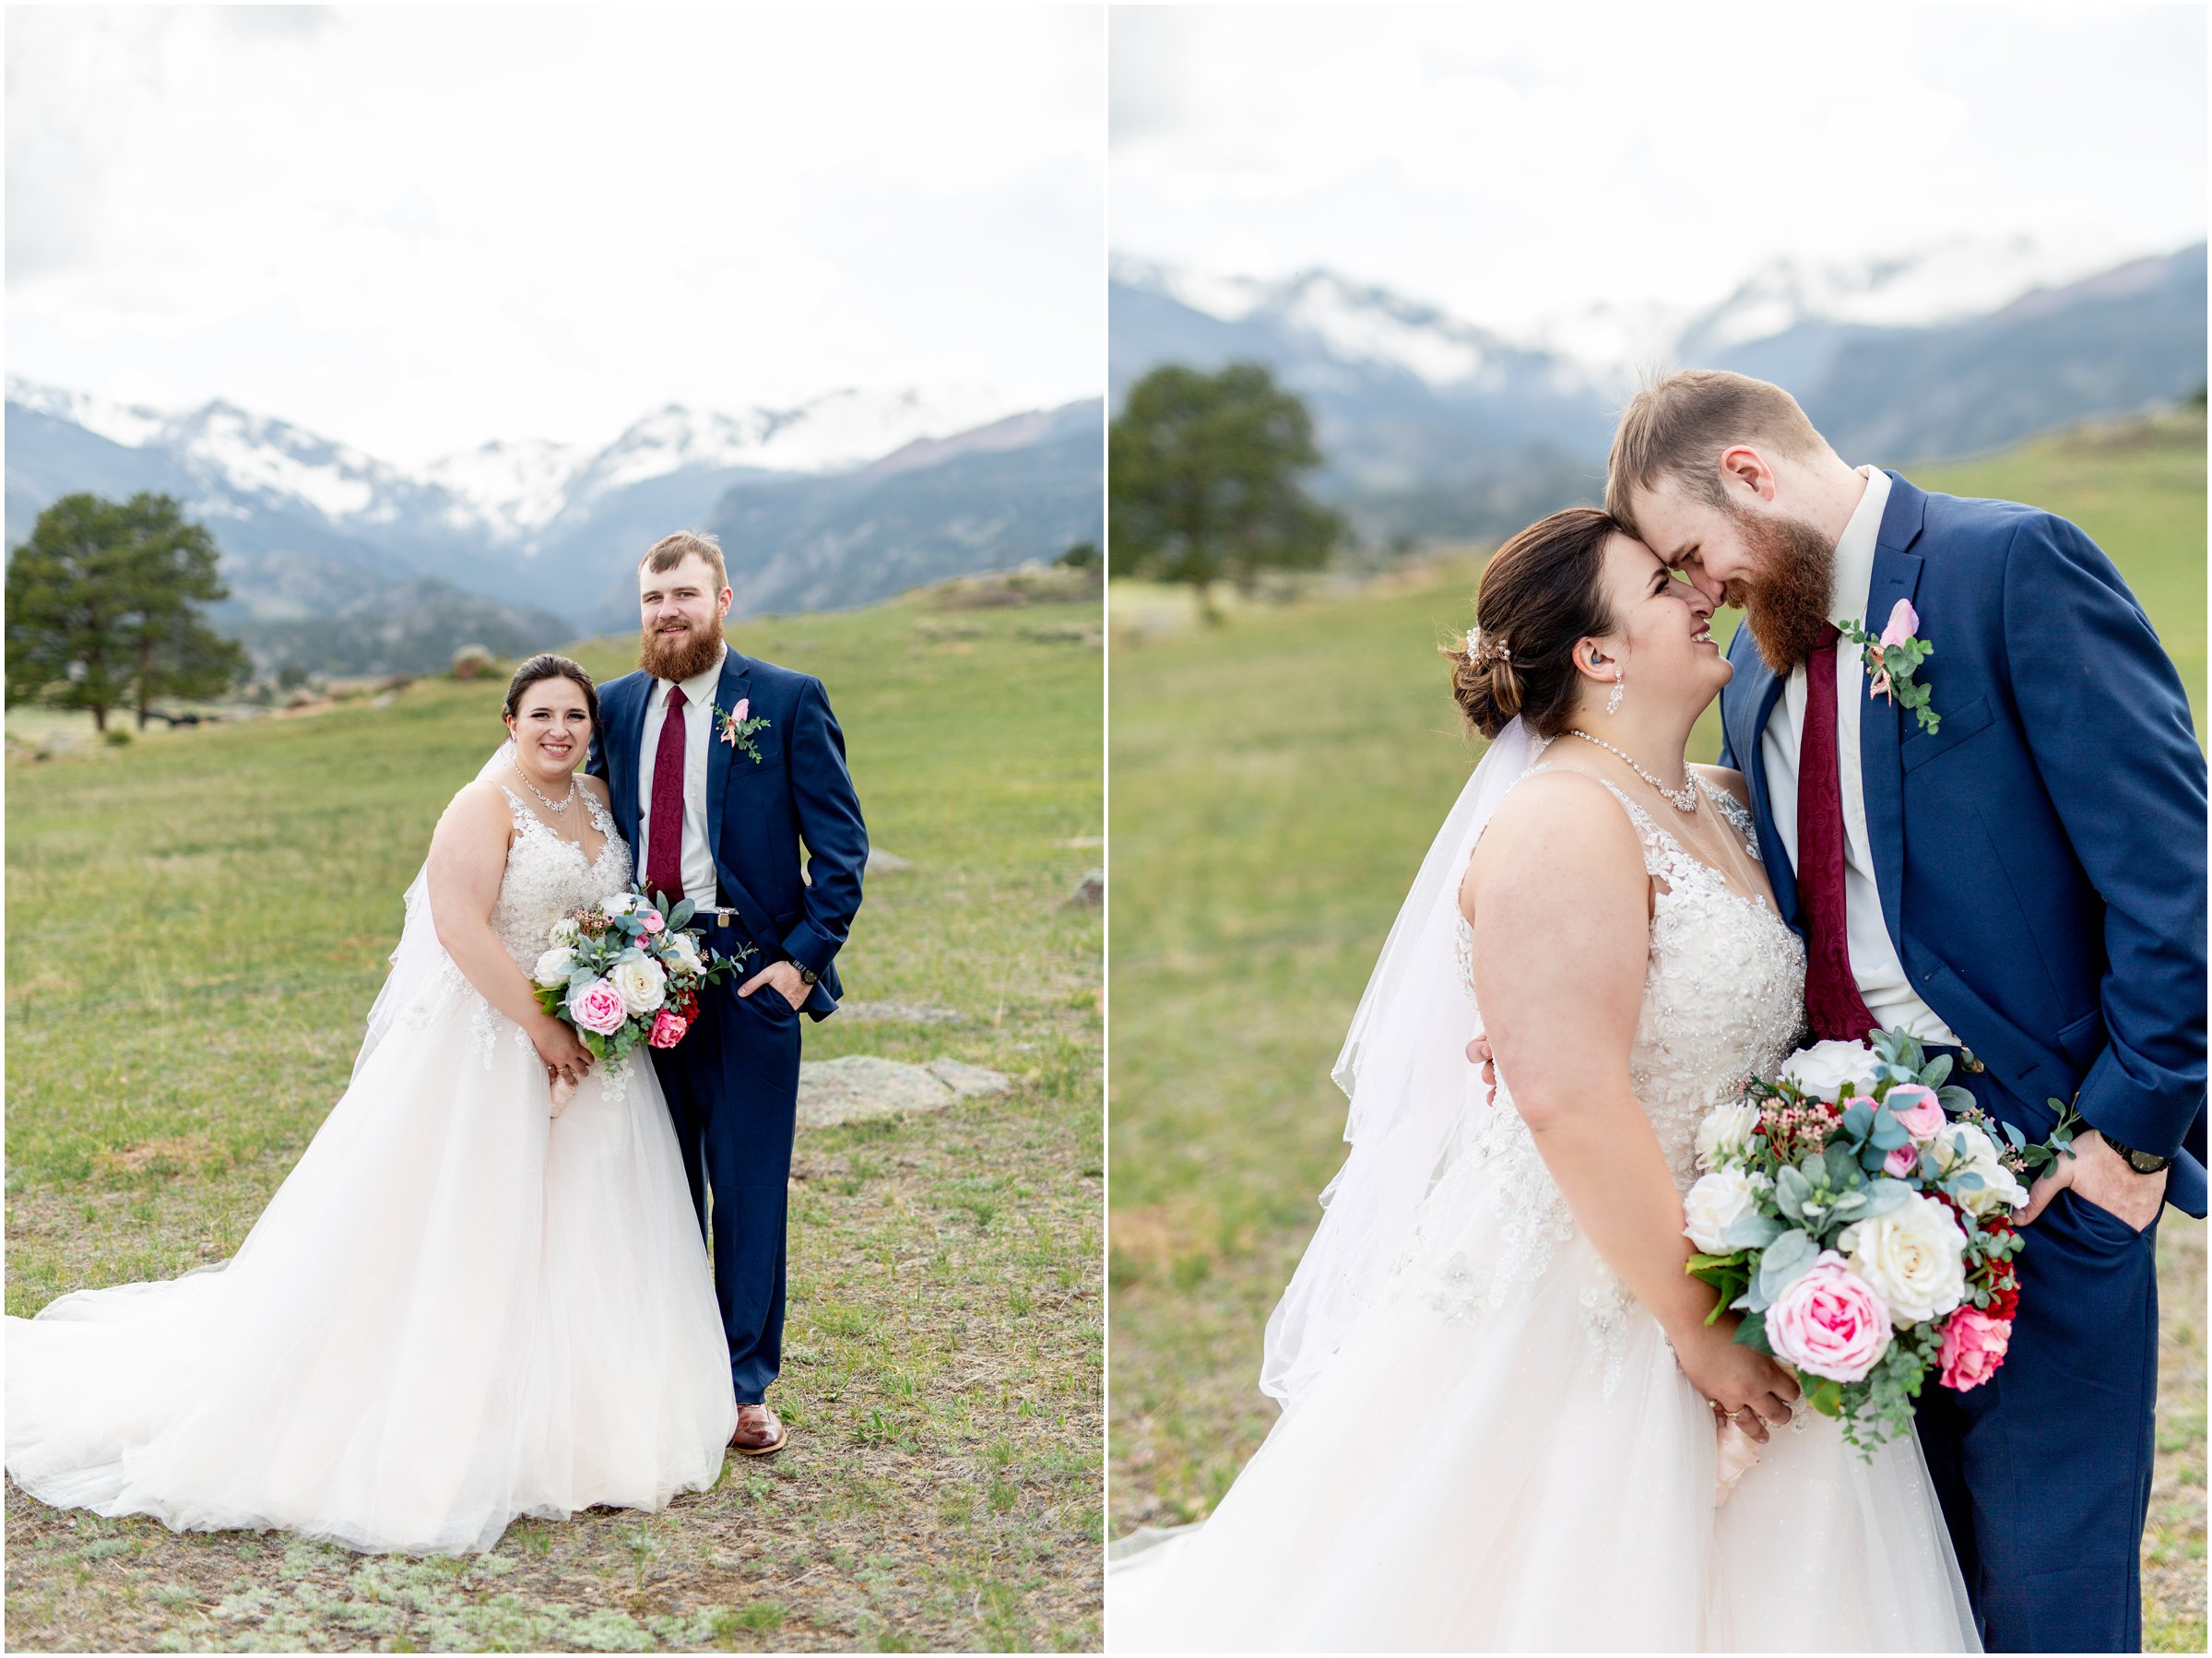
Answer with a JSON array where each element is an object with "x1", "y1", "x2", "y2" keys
[
  {"x1": 1109, "y1": 244, "x2": 2207, "y2": 547},
  {"x1": 5, "y1": 589, "x2": 1105, "y2": 1651},
  {"x1": 6, "y1": 380, "x2": 1106, "y2": 669},
  {"x1": 1106, "y1": 410, "x2": 2206, "y2": 1647}
]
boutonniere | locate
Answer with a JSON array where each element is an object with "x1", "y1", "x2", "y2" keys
[
  {"x1": 712, "y1": 696, "x2": 772, "y2": 764},
  {"x1": 1839, "y1": 599, "x2": 1939, "y2": 735}
]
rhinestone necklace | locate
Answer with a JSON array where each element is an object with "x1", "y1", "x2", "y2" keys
[
  {"x1": 512, "y1": 755, "x2": 580, "y2": 816},
  {"x1": 1564, "y1": 729, "x2": 1699, "y2": 813}
]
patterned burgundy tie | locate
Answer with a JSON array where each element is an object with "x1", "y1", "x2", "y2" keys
[
  {"x1": 1800, "y1": 627, "x2": 1878, "y2": 1043},
  {"x1": 645, "y1": 685, "x2": 688, "y2": 903}
]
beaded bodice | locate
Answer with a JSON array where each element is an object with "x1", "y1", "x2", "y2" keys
[
  {"x1": 1387, "y1": 768, "x2": 1806, "y2": 1378},
  {"x1": 489, "y1": 785, "x2": 632, "y2": 967}
]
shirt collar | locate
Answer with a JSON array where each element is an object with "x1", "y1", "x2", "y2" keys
[
  {"x1": 659, "y1": 643, "x2": 728, "y2": 709},
  {"x1": 1828, "y1": 465, "x2": 1890, "y2": 629}
]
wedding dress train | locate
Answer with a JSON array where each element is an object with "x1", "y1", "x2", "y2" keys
[
  {"x1": 6, "y1": 785, "x2": 737, "y2": 1555},
  {"x1": 1108, "y1": 771, "x2": 1980, "y2": 1652}
]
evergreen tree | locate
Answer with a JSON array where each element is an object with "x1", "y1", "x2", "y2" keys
[
  {"x1": 1108, "y1": 361, "x2": 1346, "y2": 621},
  {"x1": 6, "y1": 492, "x2": 246, "y2": 732}
]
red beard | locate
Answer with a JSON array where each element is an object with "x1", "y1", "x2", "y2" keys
[
  {"x1": 639, "y1": 621, "x2": 725, "y2": 683},
  {"x1": 1728, "y1": 503, "x2": 1839, "y2": 674}
]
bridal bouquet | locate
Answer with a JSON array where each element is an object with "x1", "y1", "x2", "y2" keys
[
  {"x1": 1683, "y1": 1028, "x2": 2080, "y2": 1454},
  {"x1": 528, "y1": 890, "x2": 751, "y2": 1084}
]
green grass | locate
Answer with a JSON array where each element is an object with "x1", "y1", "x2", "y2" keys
[
  {"x1": 1107, "y1": 409, "x2": 2206, "y2": 1645},
  {"x1": 6, "y1": 594, "x2": 1103, "y2": 1652}
]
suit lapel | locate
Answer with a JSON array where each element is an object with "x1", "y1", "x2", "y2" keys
[
  {"x1": 1861, "y1": 472, "x2": 1929, "y2": 953},
  {"x1": 1725, "y1": 631, "x2": 1798, "y2": 923},
  {"x1": 706, "y1": 648, "x2": 751, "y2": 835},
  {"x1": 619, "y1": 677, "x2": 648, "y2": 852}
]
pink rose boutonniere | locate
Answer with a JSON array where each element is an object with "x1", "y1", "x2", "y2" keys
[
  {"x1": 712, "y1": 695, "x2": 773, "y2": 764},
  {"x1": 1839, "y1": 598, "x2": 1940, "y2": 736}
]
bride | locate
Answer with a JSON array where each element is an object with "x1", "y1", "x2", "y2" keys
[
  {"x1": 1108, "y1": 511, "x2": 1979, "y2": 1651},
  {"x1": 6, "y1": 654, "x2": 738, "y2": 1556}
]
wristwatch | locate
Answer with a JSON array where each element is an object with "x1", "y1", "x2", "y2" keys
[
  {"x1": 2100, "y1": 1134, "x2": 2172, "y2": 1176},
  {"x1": 797, "y1": 965, "x2": 820, "y2": 987}
]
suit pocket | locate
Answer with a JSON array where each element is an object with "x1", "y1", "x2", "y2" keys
[{"x1": 1900, "y1": 695, "x2": 1994, "y2": 772}]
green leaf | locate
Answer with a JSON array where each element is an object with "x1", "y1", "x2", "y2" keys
[
  {"x1": 1753, "y1": 1228, "x2": 1818, "y2": 1308},
  {"x1": 1919, "y1": 1054, "x2": 1954, "y2": 1089},
  {"x1": 669, "y1": 899, "x2": 696, "y2": 930},
  {"x1": 1733, "y1": 1310, "x2": 1772, "y2": 1355},
  {"x1": 1722, "y1": 1213, "x2": 1785, "y2": 1249}
]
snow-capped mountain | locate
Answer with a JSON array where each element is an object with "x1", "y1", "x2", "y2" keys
[
  {"x1": 6, "y1": 377, "x2": 1105, "y2": 666},
  {"x1": 1110, "y1": 242, "x2": 2207, "y2": 543}
]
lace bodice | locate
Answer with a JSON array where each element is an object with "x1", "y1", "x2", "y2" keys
[
  {"x1": 1392, "y1": 768, "x2": 1806, "y2": 1380},
  {"x1": 488, "y1": 785, "x2": 632, "y2": 967}
]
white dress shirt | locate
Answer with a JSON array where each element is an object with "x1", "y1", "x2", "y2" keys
[
  {"x1": 1757, "y1": 467, "x2": 1958, "y2": 1044},
  {"x1": 636, "y1": 645, "x2": 726, "y2": 906}
]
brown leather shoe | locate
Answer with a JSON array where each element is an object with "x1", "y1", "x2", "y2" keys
[{"x1": 729, "y1": 1402, "x2": 788, "y2": 1457}]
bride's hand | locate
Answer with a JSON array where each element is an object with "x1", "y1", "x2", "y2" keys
[
  {"x1": 531, "y1": 1016, "x2": 596, "y2": 1088},
  {"x1": 1675, "y1": 1320, "x2": 1800, "y2": 1445}
]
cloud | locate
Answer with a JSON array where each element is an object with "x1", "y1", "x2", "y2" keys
[
  {"x1": 1110, "y1": 4, "x2": 2205, "y2": 331},
  {"x1": 6, "y1": 6, "x2": 1105, "y2": 464}
]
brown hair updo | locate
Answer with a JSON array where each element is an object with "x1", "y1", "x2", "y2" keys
[
  {"x1": 1443, "y1": 508, "x2": 1621, "y2": 740},
  {"x1": 503, "y1": 653, "x2": 601, "y2": 734}
]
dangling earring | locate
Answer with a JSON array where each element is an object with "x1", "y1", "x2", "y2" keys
[{"x1": 1606, "y1": 665, "x2": 1626, "y2": 716}]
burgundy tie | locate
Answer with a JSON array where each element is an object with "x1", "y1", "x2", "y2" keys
[
  {"x1": 646, "y1": 685, "x2": 687, "y2": 903},
  {"x1": 1800, "y1": 627, "x2": 1878, "y2": 1043}
]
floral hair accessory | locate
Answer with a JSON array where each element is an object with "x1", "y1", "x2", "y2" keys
[{"x1": 1467, "y1": 629, "x2": 1512, "y2": 670}]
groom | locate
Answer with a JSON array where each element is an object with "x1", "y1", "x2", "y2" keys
[
  {"x1": 590, "y1": 529, "x2": 868, "y2": 1457},
  {"x1": 1610, "y1": 371, "x2": 2206, "y2": 1652}
]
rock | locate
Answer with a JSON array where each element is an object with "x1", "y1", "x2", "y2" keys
[
  {"x1": 922, "y1": 1060, "x2": 1014, "y2": 1099},
  {"x1": 837, "y1": 1001, "x2": 964, "y2": 1026},
  {"x1": 796, "y1": 1054, "x2": 1011, "y2": 1129},
  {"x1": 1071, "y1": 868, "x2": 1104, "y2": 906},
  {"x1": 868, "y1": 849, "x2": 914, "y2": 875}
]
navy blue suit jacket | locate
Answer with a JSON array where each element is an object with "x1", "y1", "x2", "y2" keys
[
  {"x1": 589, "y1": 649, "x2": 867, "y2": 1021},
  {"x1": 1718, "y1": 473, "x2": 2207, "y2": 1215}
]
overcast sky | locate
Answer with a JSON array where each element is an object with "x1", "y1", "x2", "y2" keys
[
  {"x1": 7, "y1": 6, "x2": 1104, "y2": 466},
  {"x1": 1111, "y1": 4, "x2": 2206, "y2": 334}
]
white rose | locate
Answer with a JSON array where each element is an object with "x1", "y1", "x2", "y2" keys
[
  {"x1": 1683, "y1": 1167, "x2": 1772, "y2": 1253},
  {"x1": 608, "y1": 954, "x2": 668, "y2": 1015},
  {"x1": 660, "y1": 930, "x2": 704, "y2": 976},
  {"x1": 1695, "y1": 1100, "x2": 1761, "y2": 1170},
  {"x1": 549, "y1": 918, "x2": 582, "y2": 949},
  {"x1": 1838, "y1": 1192, "x2": 1968, "y2": 1325},
  {"x1": 601, "y1": 893, "x2": 640, "y2": 918},
  {"x1": 1778, "y1": 1040, "x2": 1882, "y2": 1100},
  {"x1": 532, "y1": 946, "x2": 577, "y2": 988},
  {"x1": 1933, "y1": 1121, "x2": 2029, "y2": 1217}
]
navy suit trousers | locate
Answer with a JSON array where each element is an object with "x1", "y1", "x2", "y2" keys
[
  {"x1": 649, "y1": 972, "x2": 802, "y2": 1405},
  {"x1": 1912, "y1": 1065, "x2": 2160, "y2": 1652}
]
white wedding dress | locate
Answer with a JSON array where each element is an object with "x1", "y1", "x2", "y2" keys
[
  {"x1": 1109, "y1": 770, "x2": 1980, "y2": 1652},
  {"x1": 6, "y1": 784, "x2": 738, "y2": 1556}
]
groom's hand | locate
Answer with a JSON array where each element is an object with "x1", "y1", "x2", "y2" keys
[
  {"x1": 739, "y1": 959, "x2": 811, "y2": 1011},
  {"x1": 2015, "y1": 1130, "x2": 2167, "y2": 1231},
  {"x1": 1466, "y1": 1033, "x2": 1499, "y2": 1103}
]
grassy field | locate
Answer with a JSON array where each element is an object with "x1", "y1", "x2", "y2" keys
[
  {"x1": 1107, "y1": 409, "x2": 2207, "y2": 1649},
  {"x1": 5, "y1": 594, "x2": 1104, "y2": 1652}
]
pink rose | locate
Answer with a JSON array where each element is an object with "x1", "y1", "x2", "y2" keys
[
  {"x1": 732, "y1": 697, "x2": 749, "y2": 723},
  {"x1": 1887, "y1": 1084, "x2": 1947, "y2": 1144},
  {"x1": 1764, "y1": 1251, "x2": 1893, "y2": 1382},
  {"x1": 638, "y1": 910, "x2": 666, "y2": 935},
  {"x1": 566, "y1": 977, "x2": 630, "y2": 1036},
  {"x1": 1879, "y1": 598, "x2": 1920, "y2": 650},
  {"x1": 648, "y1": 1008, "x2": 691, "y2": 1049},
  {"x1": 1937, "y1": 1307, "x2": 2012, "y2": 1392},
  {"x1": 1884, "y1": 1142, "x2": 1921, "y2": 1178}
]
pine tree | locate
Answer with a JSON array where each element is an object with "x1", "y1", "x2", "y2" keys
[
  {"x1": 1108, "y1": 361, "x2": 1346, "y2": 622},
  {"x1": 6, "y1": 492, "x2": 246, "y2": 732}
]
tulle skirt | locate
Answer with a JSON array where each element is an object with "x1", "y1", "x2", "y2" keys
[
  {"x1": 6, "y1": 982, "x2": 738, "y2": 1556},
  {"x1": 1108, "y1": 1160, "x2": 1980, "y2": 1651}
]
